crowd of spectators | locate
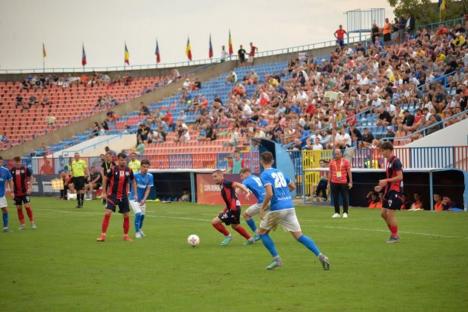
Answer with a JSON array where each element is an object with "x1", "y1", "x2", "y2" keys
[{"x1": 138, "y1": 21, "x2": 466, "y2": 151}]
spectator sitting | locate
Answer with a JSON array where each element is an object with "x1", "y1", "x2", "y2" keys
[
  {"x1": 408, "y1": 193, "x2": 424, "y2": 211},
  {"x1": 139, "y1": 102, "x2": 150, "y2": 116},
  {"x1": 434, "y1": 194, "x2": 446, "y2": 212},
  {"x1": 226, "y1": 71, "x2": 238, "y2": 84},
  {"x1": 367, "y1": 190, "x2": 382, "y2": 209}
]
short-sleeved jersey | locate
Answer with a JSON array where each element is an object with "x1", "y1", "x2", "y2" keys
[
  {"x1": 71, "y1": 159, "x2": 87, "y2": 177},
  {"x1": 106, "y1": 166, "x2": 134, "y2": 200},
  {"x1": 220, "y1": 180, "x2": 240, "y2": 211},
  {"x1": 128, "y1": 159, "x2": 141, "y2": 174},
  {"x1": 129, "y1": 172, "x2": 154, "y2": 201},
  {"x1": 0, "y1": 166, "x2": 12, "y2": 197},
  {"x1": 260, "y1": 168, "x2": 293, "y2": 211},
  {"x1": 385, "y1": 156, "x2": 403, "y2": 194},
  {"x1": 10, "y1": 166, "x2": 32, "y2": 196},
  {"x1": 242, "y1": 175, "x2": 265, "y2": 203}
]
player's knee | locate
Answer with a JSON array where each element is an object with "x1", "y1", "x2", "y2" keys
[
  {"x1": 211, "y1": 217, "x2": 219, "y2": 225},
  {"x1": 243, "y1": 212, "x2": 250, "y2": 219}
]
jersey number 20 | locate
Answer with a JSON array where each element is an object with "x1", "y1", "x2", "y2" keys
[{"x1": 271, "y1": 172, "x2": 287, "y2": 188}]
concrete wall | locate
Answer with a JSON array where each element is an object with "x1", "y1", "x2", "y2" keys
[{"x1": 406, "y1": 118, "x2": 468, "y2": 147}]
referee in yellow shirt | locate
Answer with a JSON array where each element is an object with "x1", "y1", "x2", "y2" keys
[
  {"x1": 128, "y1": 152, "x2": 141, "y2": 174},
  {"x1": 71, "y1": 153, "x2": 89, "y2": 208}
]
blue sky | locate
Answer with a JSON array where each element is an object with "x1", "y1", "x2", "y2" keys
[{"x1": 0, "y1": 0, "x2": 393, "y2": 70}]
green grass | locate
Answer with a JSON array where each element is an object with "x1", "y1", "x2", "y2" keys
[{"x1": 1, "y1": 198, "x2": 468, "y2": 312}]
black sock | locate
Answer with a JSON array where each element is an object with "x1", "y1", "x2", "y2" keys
[{"x1": 80, "y1": 194, "x2": 84, "y2": 205}]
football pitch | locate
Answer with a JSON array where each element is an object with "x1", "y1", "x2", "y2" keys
[{"x1": 1, "y1": 198, "x2": 467, "y2": 312}]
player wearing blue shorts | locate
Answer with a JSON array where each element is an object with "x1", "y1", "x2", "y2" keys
[
  {"x1": 258, "y1": 152, "x2": 330, "y2": 270},
  {"x1": 0, "y1": 156, "x2": 13, "y2": 232},
  {"x1": 129, "y1": 159, "x2": 154, "y2": 239},
  {"x1": 240, "y1": 168, "x2": 264, "y2": 241}
]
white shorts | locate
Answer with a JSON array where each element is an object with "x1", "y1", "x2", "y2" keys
[
  {"x1": 129, "y1": 200, "x2": 146, "y2": 214},
  {"x1": 259, "y1": 208, "x2": 301, "y2": 232},
  {"x1": 0, "y1": 196, "x2": 7, "y2": 208},
  {"x1": 245, "y1": 203, "x2": 262, "y2": 217}
]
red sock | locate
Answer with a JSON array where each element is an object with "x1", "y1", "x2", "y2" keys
[
  {"x1": 234, "y1": 225, "x2": 251, "y2": 240},
  {"x1": 123, "y1": 215, "x2": 130, "y2": 235},
  {"x1": 17, "y1": 209, "x2": 25, "y2": 225},
  {"x1": 212, "y1": 223, "x2": 229, "y2": 236},
  {"x1": 101, "y1": 214, "x2": 111, "y2": 234},
  {"x1": 390, "y1": 225, "x2": 398, "y2": 237},
  {"x1": 25, "y1": 206, "x2": 34, "y2": 222}
]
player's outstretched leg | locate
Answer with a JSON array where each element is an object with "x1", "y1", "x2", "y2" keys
[
  {"x1": 292, "y1": 231, "x2": 330, "y2": 271},
  {"x1": 16, "y1": 205, "x2": 25, "y2": 230},
  {"x1": 134, "y1": 212, "x2": 142, "y2": 238},
  {"x1": 2, "y1": 207, "x2": 8, "y2": 232},
  {"x1": 123, "y1": 213, "x2": 132, "y2": 242},
  {"x1": 97, "y1": 210, "x2": 112, "y2": 242},
  {"x1": 211, "y1": 217, "x2": 232, "y2": 246},
  {"x1": 231, "y1": 224, "x2": 253, "y2": 245},
  {"x1": 24, "y1": 203, "x2": 36, "y2": 229},
  {"x1": 139, "y1": 213, "x2": 145, "y2": 237},
  {"x1": 243, "y1": 210, "x2": 260, "y2": 242},
  {"x1": 381, "y1": 209, "x2": 399, "y2": 243},
  {"x1": 258, "y1": 230, "x2": 282, "y2": 270}
]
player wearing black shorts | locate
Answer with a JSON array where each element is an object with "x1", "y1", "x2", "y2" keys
[
  {"x1": 71, "y1": 153, "x2": 89, "y2": 208},
  {"x1": 210, "y1": 170, "x2": 253, "y2": 246},
  {"x1": 375, "y1": 142, "x2": 403, "y2": 243},
  {"x1": 10, "y1": 156, "x2": 36, "y2": 230},
  {"x1": 97, "y1": 153, "x2": 137, "y2": 242}
]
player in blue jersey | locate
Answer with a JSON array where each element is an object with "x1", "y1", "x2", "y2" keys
[
  {"x1": 240, "y1": 168, "x2": 264, "y2": 241},
  {"x1": 129, "y1": 159, "x2": 154, "y2": 239},
  {"x1": 258, "y1": 151, "x2": 330, "y2": 270},
  {"x1": 0, "y1": 156, "x2": 13, "y2": 232}
]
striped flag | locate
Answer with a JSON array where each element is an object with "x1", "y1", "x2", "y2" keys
[
  {"x1": 42, "y1": 43, "x2": 47, "y2": 58},
  {"x1": 124, "y1": 43, "x2": 130, "y2": 65},
  {"x1": 228, "y1": 30, "x2": 233, "y2": 56},
  {"x1": 81, "y1": 44, "x2": 87, "y2": 66},
  {"x1": 155, "y1": 40, "x2": 161, "y2": 64},
  {"x1": 208, "y1": 34, "x2": 213, "y2": 59},
  {"x1": 186, "y1": 37, "x2": 192, "y2": 61}
]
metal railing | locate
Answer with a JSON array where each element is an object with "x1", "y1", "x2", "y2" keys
[{"x1": 0, "y1": 34, "x2": 370, "y2": 74}]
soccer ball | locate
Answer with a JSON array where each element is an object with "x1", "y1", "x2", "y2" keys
[{"x1": 187, "y1": 234, "x2": 200, "y2": 247}]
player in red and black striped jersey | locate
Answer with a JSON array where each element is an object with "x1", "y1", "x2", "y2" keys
[
  {"x1": 97, "y1": 153, "x2": 137, "y2": 242},
  {"x1": 375, "y1": 142, "x2": 403, "y2": 243},
  {"x1": 10, "y1": 156, "x2": 36, "y2": 230},
  {"x1": 210, "y1": 170, "x2": 254, "y2": 246}
]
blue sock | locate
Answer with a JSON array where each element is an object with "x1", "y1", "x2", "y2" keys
[
  {"x1": 260, "y1": 233, "x2": 279, "y2": 257},
  {"x1": 246, "y1": 218, "x2": 257, "y2": 233},
  {"x1": 134, "y1": 213, "x2": 141, "y2": 232},
  {"x1": 140, "y1": 214, "x2": 145, "y2": 230},
  {"x1": 2, "y1": 212, "x2": 8, "y2": 228},
  {"x1": 298, "y1": 235, "x2": 321, "y2": 256}
]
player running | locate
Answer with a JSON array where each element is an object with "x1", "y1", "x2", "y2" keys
[
  {"x1": 10, "y1": 156, "x2": 36, "y2": 230},
  {"x1": 240, "y1": 168, "x2": 264, "y2": 241},
  {"x1": 129, "y1": 159, "x2": 154, "y2": 239},
  {"x1": 211, "y1": 170, "x2": 254, "y2": 246},
  {"x1": 375, "y1": 142, "x2": 403, "y2": 243},
  {"x1": 97, "y1": 153, "x2": 137, "y2": 242},
  {"x1": 257, "y1": 152, "x2": 330, "y2": 270},
  {"x1": 0, "y1": 156, "x2": 13, "y2": 232}
]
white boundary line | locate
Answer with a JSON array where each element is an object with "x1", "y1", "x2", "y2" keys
[{"x1": 39, "y1": 208, "x2": 468, "y2": 240}]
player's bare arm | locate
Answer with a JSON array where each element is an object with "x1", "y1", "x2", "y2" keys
[
  {"x1": 101, "y1": 176, "x2": 107, "y2": 199},
  {"x1": 288, "y1": 182, "x2": 296, "y2": 192},
  {"x1": 261, "y1": 184, "x2": 273, "y2": 219}
]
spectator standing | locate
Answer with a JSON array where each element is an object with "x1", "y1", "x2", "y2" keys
[
  {"x1": 248, "y1": 42, "x2": 258, "y2": 63},
  {"x1": 383, "y1": 18, "x2": 392, "y2": 43},
  {"x1": 220, "y1": 45, "x2": 227, "y2": 63},
  {"x1": 329, "y1": 149, "x2": 352, "y2": 218},
  {"x1": 334, "y1": 25, "x2": 347, "y2": 48},
  {"x1": 238, "y1": 45, "x2": 247, "y2": 64}
]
